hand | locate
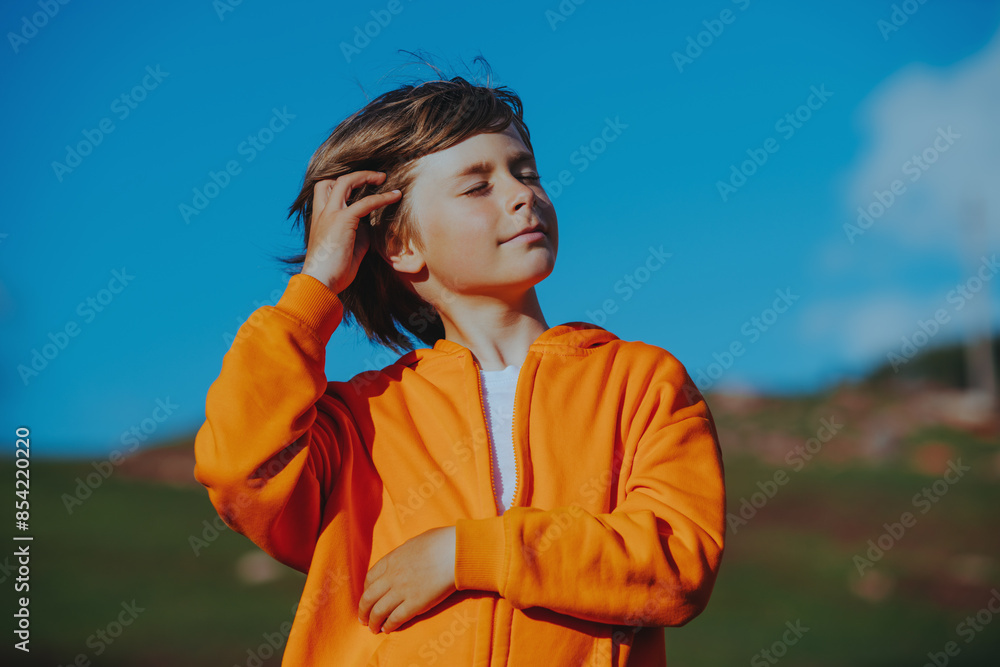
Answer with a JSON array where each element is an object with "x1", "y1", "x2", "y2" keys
[
  {"x1": 358, "y1": 525, "x2": 457, "y2": 634},
  {"x1": 300, "y1": 170, "x2": 402, "y2": 293}
]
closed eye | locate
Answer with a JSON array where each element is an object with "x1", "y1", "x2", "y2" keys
[{"x1": 464, "y1": 174, "x2": 541, "y2": 196}]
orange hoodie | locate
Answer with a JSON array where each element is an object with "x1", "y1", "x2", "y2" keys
[{"x1": 193, "y1": 272, "x2": 726, "y2": 666}]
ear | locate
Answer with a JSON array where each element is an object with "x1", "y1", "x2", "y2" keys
[{"x1": 381, "y1": 234, "x2": 425, "y2": 275}]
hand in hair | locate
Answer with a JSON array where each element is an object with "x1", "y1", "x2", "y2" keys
[
  {"x1": 357, "y1": 525, "x2": 458, "y2": 634},
  {"x1": 301, "y1": 171, "x2": 402, "y2": 293}
]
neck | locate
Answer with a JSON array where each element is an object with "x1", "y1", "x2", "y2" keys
[{"x1": 434, "y1": 287, "x2": 548, "y2": 371}]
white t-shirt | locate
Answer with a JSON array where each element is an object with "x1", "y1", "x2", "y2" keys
[{"x1": 479, "y1": 364, "x2": 520, "y2": 513}]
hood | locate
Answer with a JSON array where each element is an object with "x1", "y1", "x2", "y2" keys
[{"x1": 396, "y1": 321, "x2": 621, "y2": 369}]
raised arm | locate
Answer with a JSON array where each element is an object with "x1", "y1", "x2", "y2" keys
[
  {"x1": 193, "y1": 171, "x2": 402, "y2": 571},
  {"x1": 193, "y1": 273, "x2": 355, "y2": 571}
]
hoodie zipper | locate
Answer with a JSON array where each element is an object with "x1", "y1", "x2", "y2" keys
[{"x1": 471, "y1": 355, "x2": 521, "y2": 514}]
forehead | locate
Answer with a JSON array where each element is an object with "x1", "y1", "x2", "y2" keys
[{"x1": 410, "y1": 125, "x2": 533, "y2": 184}]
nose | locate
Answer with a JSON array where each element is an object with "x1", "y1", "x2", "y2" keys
[{"x1": 507, "y1": 173, "x2": 537, "y2": 214}]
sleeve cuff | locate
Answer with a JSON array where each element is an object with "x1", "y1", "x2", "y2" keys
[
  {"x1": 274, "y1": 273, "x2": 345, "y2": 343},
  {"x1": 454, "y1": 516, "x2": 507, "y2": 593}
]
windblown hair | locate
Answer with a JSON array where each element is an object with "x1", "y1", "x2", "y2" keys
[{"x1": 279, "y1": 58, "x2": 534, "y2": 354}]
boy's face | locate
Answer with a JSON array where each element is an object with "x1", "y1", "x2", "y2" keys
[{"x1": 390, "y1": 124, "x2": 558, "y2": 304}]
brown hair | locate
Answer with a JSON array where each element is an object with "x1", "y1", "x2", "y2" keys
[{"x1": 278, "y1": 56, "x2": 534, "y2": 354}]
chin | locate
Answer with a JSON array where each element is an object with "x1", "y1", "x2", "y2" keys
[{"x1": 518, "y1": 257, "x2": 557, "y2": 285}]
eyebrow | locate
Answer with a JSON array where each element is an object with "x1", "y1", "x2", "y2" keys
[{"x1": 450, "y1": 150, "x2": 536, "y2": 181}]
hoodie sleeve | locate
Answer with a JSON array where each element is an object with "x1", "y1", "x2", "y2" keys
[
  {"x1": 452, "y1": 358, "x2": 726, "y2": 627},
  {"x1": 193, "y1": 272, "x2": 359, "y2": 573}
]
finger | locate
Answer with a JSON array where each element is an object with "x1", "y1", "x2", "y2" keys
[
  {"x1": 368, "y1": 591, "x2": 404, "y2": 634},
  {"x1": 346, "y1": 189, "x2": 402, "y2": 223},
  {"x1": 381, "y1": 601, "x2": 417, "y2": 634},
  {"x1": 311, "y1": 179, "x2": 333, "y2": 218},
  {"x1": 317, "y1": 179, "x2": 342, "y2": 221},
  {"x1": 328, "y1": 171, "x2": 387, "y2": 211},
  {"x1": 358, "y1": 573, "x2": 390, "y2": 625},
  {"x1": 352, "y1": 218, "x2": 371, "y2": 263},
  {"x1": 363, "y1": 558, "x2": 387, "y2": 591}
]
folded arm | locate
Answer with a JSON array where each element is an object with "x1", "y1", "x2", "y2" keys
[{"x1": 454, "y1": 369, "x2": 726, "y2": 627}]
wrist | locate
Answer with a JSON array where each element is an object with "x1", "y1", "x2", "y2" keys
[
  {"x1": 299, "y1": 266, "x2": 342, "y2": 294},
  {"x1": 454, "y1": 517, "x2": 506, "y2": 593},
  {"x1": 276, "y1": 273, "x2": 346, "y2": 341}
]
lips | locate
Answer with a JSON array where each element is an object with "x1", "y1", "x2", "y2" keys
[
  {"x1": 507, "y1": 231, "x2": 546, "y2": 244},
  {"x1": 506, "y1": 224, "x2": 546, "y2": 243}
]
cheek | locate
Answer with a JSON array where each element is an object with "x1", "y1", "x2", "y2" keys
[
  {"x1": 426, "y1": 217, "x2": 497, "y2": 283},
  {"x1": 432, "y1": 208, "x2": 493, "y2": 253}
]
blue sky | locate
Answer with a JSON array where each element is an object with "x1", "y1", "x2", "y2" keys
[{"x1": 3, "y1": 0, "x2": 999, "y2": 457}]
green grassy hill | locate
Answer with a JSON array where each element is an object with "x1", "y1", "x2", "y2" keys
[{"x1": 864, "y1": 335, "x2": 1000, "y2": 390}]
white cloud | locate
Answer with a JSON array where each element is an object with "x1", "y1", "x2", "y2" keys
[
  {"x1": 799, "y1": 293, "x2": 926, "y2": 366},
  {"x1": 842, "y1": 26, "x2": 1000, "y2": 253},
  {"x1": 797, "y1": 28, "x2": 1000, "y2": 381},
  {"x1": 797, "y1": 265, "x2": 1000, "y2": 375}
]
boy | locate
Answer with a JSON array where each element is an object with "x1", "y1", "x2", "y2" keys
[{"x1": 194, "y1": 70, "x2": 725, "y2": 666}]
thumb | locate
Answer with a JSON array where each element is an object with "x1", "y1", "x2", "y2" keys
[{"x1": 352, "y1": 220, "x2": 372, "y2": 269}]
